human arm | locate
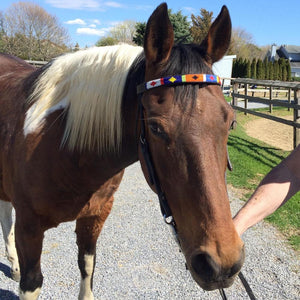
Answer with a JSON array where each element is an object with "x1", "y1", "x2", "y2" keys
[{"x1": 233, "y1": 145, "x2": 300, "y2": 236}]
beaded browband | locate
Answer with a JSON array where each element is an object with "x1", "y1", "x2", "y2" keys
[{"x1": 137, "y1": 73, "x2": 221, "y2": 94}]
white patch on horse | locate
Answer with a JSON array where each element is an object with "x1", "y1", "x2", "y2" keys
[
  {"x1": 19, "y1": 287, "x2": 41, "y2": 300},
  {"x1": 23, "y1": 97, "x2": 67, "y2": 137},
  {"x1": 79, "y1": 254, "x2": 95, "y2": 300},
  {"x1": 0, "y1": 200, "x2": 20, "y2": 281}
]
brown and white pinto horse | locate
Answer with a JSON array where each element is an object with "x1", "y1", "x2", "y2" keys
[{"x1": 0, "y1": 3, "x2": 244, "y2": 299}]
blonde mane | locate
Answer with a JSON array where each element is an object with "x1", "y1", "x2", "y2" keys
[{"x1": 25, "y1": 44, "x2": 143, "y2": 154}]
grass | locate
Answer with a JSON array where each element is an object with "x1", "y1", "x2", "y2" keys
[{"x1": 227, "y1": 109, "x2": 300, "y2": 250}]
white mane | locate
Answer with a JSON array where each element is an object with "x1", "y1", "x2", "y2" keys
[{"x1": 24, "y1": 44, "x2": 143, "y2": 153}]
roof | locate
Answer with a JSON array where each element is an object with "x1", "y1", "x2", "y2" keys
[{"x1": 282, "y1": 45, "x2": 300, "y2": 54}]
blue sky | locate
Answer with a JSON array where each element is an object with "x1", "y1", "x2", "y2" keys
[{"x1": 0, "y1": 0, "x2": 299, "y2": 48}]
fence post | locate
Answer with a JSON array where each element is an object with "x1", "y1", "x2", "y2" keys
[
  {"x1": 232, "y1": 82, "x2": 238, "y2": 106},
  {"x1": 244, "y1": 84, "x2": 248, "y2": 115},
  {"x1": 293, "y1": 87, "x2": 300, "y2": 148},
  {"x1": 288, "y1": 88, "x2": 291, "y2": 111},
  {"x1": 269, "y1": 85, "x2": 273, "y2": 113},
  {"x1": 232, "y1": 82, "x2": 238, "y2": 129}
]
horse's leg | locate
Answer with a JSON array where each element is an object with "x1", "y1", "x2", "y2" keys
[
  {"x1": 76, "y1": 196, "x2": 114, "y2": 300},
  {"x1": 0, "y1": 199, "x2": 20, "y2": 281},
  {"x1": 15, "y1": 208, "x2": 44, "y2": 300}
]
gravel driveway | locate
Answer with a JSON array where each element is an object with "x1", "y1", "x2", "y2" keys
[{"x1": 0, "y1": 162, "x2": 299, "y2": 299}]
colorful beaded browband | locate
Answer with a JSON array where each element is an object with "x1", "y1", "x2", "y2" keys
[{"x1": 137, "y1": 74, "x2": 221, "y2": 94}]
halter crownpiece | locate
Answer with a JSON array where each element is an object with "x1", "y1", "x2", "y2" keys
[{"x1": 137, "y1": 73, "x2": 221, "y2": 94}]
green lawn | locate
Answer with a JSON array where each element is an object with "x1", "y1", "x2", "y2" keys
[{"x1": 227, "y1": 110, "x2": 300, "y2": 250}]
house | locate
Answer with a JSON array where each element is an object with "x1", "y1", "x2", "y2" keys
[
  {"x1": 267, "y1": 44, "x2": 300, "y2": 77},
  {"x1": 212, "y1": 55, "x2": 236, "y2": 86}
]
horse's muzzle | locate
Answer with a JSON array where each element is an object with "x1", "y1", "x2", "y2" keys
[{"x1": 189, "y1": 247, "x2": 245, "y2": 291}]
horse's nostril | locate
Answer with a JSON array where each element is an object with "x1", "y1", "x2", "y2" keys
[{"x1": 191, "y1": 252, "x2": 221, "y2": 281}]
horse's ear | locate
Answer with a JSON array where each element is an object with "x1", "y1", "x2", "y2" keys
[
  {"x1": 200, "y1": 5, "x2": 231, "y2": 64},
  {"x1": 144, "y1": 3, "x2": 174, "y2": 66}
]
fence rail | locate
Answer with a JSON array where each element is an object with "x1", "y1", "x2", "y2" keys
[
  {"x1": 230, "y1": 78, "x2": 300, "y2": 148},
  {"x1": 26, "y1": 60, "x2": 47, "y2": 67}
]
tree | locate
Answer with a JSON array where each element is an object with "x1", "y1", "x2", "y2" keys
[
  {"x1": 273, "y1": 60, "x2": 279, "y2": 80},
  {"x1": 132, "y1": 10, "x2": 192, "y2": 46},
  {"x1": 2, "y1": 1, "x2": 69, "y2": 60},
  {"x1": 268, "y1": 61, "x2": 274, "y2": 80},
  {"x1": 168, "y1": 9, "x2": 192, "y2": 43},
  {"x1": 0, "y1": 11, "x2": 5, "y2": 52},
  {"x1": 110, "y1": 20, "x2": 136, "y2": 44},
  {"x1": 190, "y1": 8, "x2": 213, "y2": 44},
  {"x1": 286, "y1": 61, "x2": 291, "y2": 81},
  {"x1": 251, "y1": 58, "x2": 257, "y2": 79},
  {"x1": 96, "y1": 36, "x2": 118, "y2": 47},
  {"x1": 263, "y1": 58, "x2": 269, "y2": 80},
  {"x1": 246, "y1": 60, "x2": 251, "y2": 78},
  {"x1": 228, "y1": 28, "x2": 265, "y2": 60},
  {"x1": 256, "y1": 59, "x2": 264, "y2": 79},
  {"x1": 278, "y1": 58, "x2": 287, "y2": 81},
  {"x1": 73, "y1": 42, "x2": 80, "y2": 51},
  {"x1": 132, "y1": 22, "x2": 146, "y2": 46},
  {"x1": 96, "y1": 20, "x2": 136, "y2": 46}
]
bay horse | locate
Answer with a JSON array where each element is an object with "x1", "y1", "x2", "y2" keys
[{"x1": 0, "y1": 3, "x2": 244, "y2": 299}]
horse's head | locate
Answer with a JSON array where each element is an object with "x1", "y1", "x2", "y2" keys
[{"x1": 138, "y1": 3, "x2": 244, "y2": 291}]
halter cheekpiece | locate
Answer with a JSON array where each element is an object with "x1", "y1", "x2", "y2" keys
[{"x1": 137, "y1": 73, "x2": 221, "y2": 94}]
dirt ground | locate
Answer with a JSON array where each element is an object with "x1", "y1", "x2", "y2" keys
[{"x1": 244, "y1": 115, "x2": 294, "y2": 151}]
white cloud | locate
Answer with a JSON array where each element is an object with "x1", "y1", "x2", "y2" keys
[
  {"x1": 104, "y1": 1, "x2": 123, "y2": 8},
  {"x1": 77, "y1": 27, "x2": 107, "y2": 36},
  {"x1": 92, "y1": 19, "x2": 101, "y2": 25},
  {"x1": 183, "y1": 7, "x2": 197, "y2": 14},
  {"x1": 46, "y1": 0, "x2": 123, "y2": 10},
  {"x1": 46, "y1": 0, "x2": 102, "y2": 10},
  {"x1": 89, "y1": 24, "x2": 97, "y2": 28},
  {"x1": 65, "y1": 18, "x2": 86, "y2": 25}
]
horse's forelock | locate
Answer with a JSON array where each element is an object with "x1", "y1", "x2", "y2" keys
[{"x1": 162, "y1": 44, "x2": 212, "y2": 109}]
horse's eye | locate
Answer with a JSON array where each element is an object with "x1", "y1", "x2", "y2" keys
[
  {"x1": 148, "y1": 122, "x2": 169, "y2": 142},
  {"x1": 149, "y1": 122, "x2": 164, "y2": 136}
]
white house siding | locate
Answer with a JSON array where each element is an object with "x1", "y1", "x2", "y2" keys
[{"x1": 212, "y1": 55, "x2": 236, "y2": 86}]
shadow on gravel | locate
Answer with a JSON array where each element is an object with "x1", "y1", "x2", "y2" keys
[
  {"x1": 0, "y1": 263, "x2": 18, "y2": 299},
  {"x1": 0, "y1": 289, "x2": 19, "y2": 299},
  {"x1": 0, "y1": 262, "x2": 11, "y2": 278}
]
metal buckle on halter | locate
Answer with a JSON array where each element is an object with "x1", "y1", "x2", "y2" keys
[
  {"x1": 164, "y1": 214, "x2": 174, "y2": 225},
  {"x1": 164, "y1": 214, "x2": 181, "y2": 248},
  {"x1": 140, "y1": 135, "x2": 146, "y2": 145}
]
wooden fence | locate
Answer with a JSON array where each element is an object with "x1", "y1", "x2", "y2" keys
[
  {"x1": 26, "y1": 60, "x2": 47, "y2": 67},
  {"x1": 230, "y1": 78, "x2": 300, "y2": 148}
]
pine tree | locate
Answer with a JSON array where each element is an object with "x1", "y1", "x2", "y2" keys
[
  {"x1": 268, "y1": 61, "x2": 274, "y2": 80},
  {"x1": 133, "y1": 10, "x2": 192, "y2": 45},
  {"x1": 286, "y1": 60, "x2": 292, "y2": 81},
  {"x1": 273, "y1": 60, "x2": 279, "y2": 80},
  {"x1": 232, "y1": 59, "x2": 238, "y2": 77},
  {"x1": 263, "y1": 58, "x2": 269, "y2": 80},
  {"x1": 168, "y1": 9, "x2": 193, "y2": 43},
  {"x1": 256, "y1": 59, "x2": 263, "y2": 79},
  {"x1": 246, "y1": 60, "x2": 251, "y2": 78},
  {"x1": 74, "y1": 42, "x2": 80, "y2": 51},
  {"x1": 191, "y1": 8, "x2": 213, "y2": 43},
  {"x1": 237, "y1": 58, "x2": 243, "y2": 77},
  {"x1": 251, "y1": 58, "x2": 257, "y2": 79},
  {"x1": 132, "y1": 22, "x2": 146, "y2": 46}
]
